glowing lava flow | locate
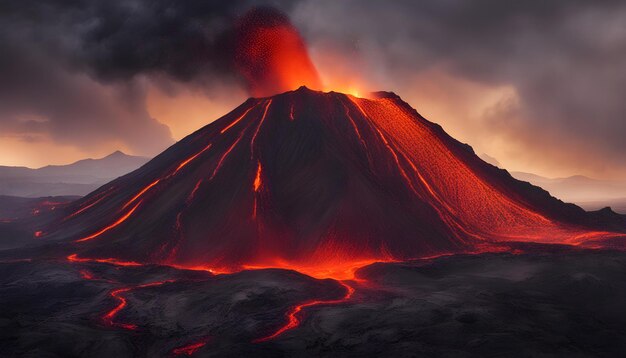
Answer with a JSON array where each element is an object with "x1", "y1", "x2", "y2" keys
[
  {"x1": 146, "y1": 140, "x2": 215, "y2": 201},
  {"x1": 172, "y1": 340, "x2": 208, "y2": 356},
  {"x1": 372, "y1": 126, "x2": 422, "y2": 198},
  {"x1": 67, "y1": 254, "x2": 168, "y2": 331},
  {"x1": 103, "y1": 280, "x2": 173, "y2": 330},
  {"x1": 221, "y1": 105, "x2": 257, "y2": 134},
  {"x1": 253, "y1": 161, "x2": 263, "y2": 219},
  {"x1": 75, "y1": 201, "x2": 142, "y2": 243},
  {"x1": 342, "y1": 102, "x2": 368, "y2": 152},
  {"x1": 67, "y1": 253, "x2": 366, "y2": 343},
  {"x1": 250, "y1": 100, "x2": 273, "y2": 159},
  {"x1": 73, "y1": 138, "x2": 217, "y2": 244},
  {"x1": 187, "y1": 180, "x2": 204, "y2": 203},
  {"x1": 174, "y1": 143, "x2": 213, "y2": 175},
  {"x1": 64, "y1": 188, "x2": 114, "y2": 220},
  {"x1": 208, "y1": 129, "x2": 248, "y2": 181},
  {"x1": 253, "y1": 281, "x2": 355, "y2": 343},
  {"x1": 123, "y1": 180, "x2": 160, "y2": 209},
  {"x1": 346, "y1": 95, "x2": 612, "y2": 245},
  {"x1": 78, "y1": 268, "x2": 117, "y2": 283},
  {"x1": 253, "y1": 161, "x2": 263, "y2": 191},
  {"x1": 79, "y1": 269, "x2": 95, "y2": 280},
  {"x1": 67, "y1": 253, "x2": 142, "y2": 267}
]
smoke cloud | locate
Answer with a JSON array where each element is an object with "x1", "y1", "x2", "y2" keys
[{"x1": 1, "y1": 0, "x2": 626, "y2": 179}]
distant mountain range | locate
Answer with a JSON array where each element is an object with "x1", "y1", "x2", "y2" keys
[
  {"x1": 479, "y1": 154, "x2": 626, "y2": 213},
  {"x1": 0, "y1": 151, "x2": 150, "y2": 197},
  {"x1": 510, "y1": 172, "x2": 626, "y2": 212}
]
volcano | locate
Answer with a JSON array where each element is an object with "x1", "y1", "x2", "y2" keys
[{"x1": 42, "y1": 87, "x2": 625, "y2": 278}]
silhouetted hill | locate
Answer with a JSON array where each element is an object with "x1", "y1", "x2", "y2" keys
[{"x1": 0, "y1": 151, "x2": 149, "y2": 197}]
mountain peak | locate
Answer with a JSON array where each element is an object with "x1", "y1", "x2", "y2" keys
[
  {"x1": 46, "y1": 89, "x2": 625, "y2": 277},
  {"x1": 105, "y1": 150, "x2": 127, "y2": 158}
]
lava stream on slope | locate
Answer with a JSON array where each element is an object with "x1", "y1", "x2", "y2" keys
[{"x1": 253, "y1": 281, "x2": 355, "y2": 343}]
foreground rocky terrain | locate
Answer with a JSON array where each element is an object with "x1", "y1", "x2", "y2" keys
[{"x1": 2, "y1": 249, "x2": 626, "y2": 357}]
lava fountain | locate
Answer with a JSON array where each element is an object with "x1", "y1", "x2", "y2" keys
[{"x1": 234, "y1": 7, "x2": 322, "y2": 97}]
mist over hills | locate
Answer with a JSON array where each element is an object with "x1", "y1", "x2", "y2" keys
[
  {"x1": 479, "y1": 154, "x2": 626, "y2": 214},
  {"x1": 0, "y1": 151, "x2": 149, "y2": 197}
]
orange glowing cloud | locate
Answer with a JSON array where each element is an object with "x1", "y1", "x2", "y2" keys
[{"x1": 235, "y1": 8, "x2": 322, "y2": 97}]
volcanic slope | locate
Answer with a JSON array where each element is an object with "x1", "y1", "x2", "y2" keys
[{"x1": 41, "y1": 87, "x2": 625, "y2": 276}]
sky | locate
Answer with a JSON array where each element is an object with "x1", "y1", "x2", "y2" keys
[{"x1": 1, "y1": 0, "x2": 625, "y2": 180}]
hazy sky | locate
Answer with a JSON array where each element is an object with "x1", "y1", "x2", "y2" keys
[{"x1": 1, "y1": 1, "x2": 625, "y2": 179}]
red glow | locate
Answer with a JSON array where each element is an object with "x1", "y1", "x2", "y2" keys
[
  {"x1": 254, "y1": 281, "x2": 355, "y2": 342},
  {"x1": 68, "y1": 253, "x2": 234, "y2": 275},
  {"x1": 102, "y1": 280, "x2": 173, "y2": 330},
  {"x1": 250, "y1": 100, "x2": 272, "y2": 159},
  {"x1": 186, "y1": 179, "x2": 203, "y2": 204},
  {"x1": 221, "y1": 105, "x2": 256, "y2": 134},
  {"x1": 348, "y1": 96, "x2": 611, "y2": 245},
  {"x1": 75, "y1": 200, "x2": 142, "y2": 242},
  {"x1": 253, "y1": 161, "x2": 262, "y2": 191},
  {"x1": 235, "y1": 8, "x2": 322, "y2": 97},
  {"x1": 67, "y1": 253, "x2": 143, "y2": 267},
  {"x1": 342, "y1": 102, "x2": 368, "y2": 151},
  {"x1": 166, "y1": 263, "x2": 233, "y2": 275},
  {"x1": 76, "y1": 268, "x2": 116, "y2": 283},
  {"x1": 174, "y1": 143, "x2": 212, "y2": 175},
  {"x1": 64, "y1": 189, "x2": 113, "y2": 220},
  {"x1": 209, "y1": 129, "x2": 248, "y2": 181},
  {"x1": 289, "y1": 105, "x2": 295, "y2": 121},
  {"x1": 123, "y1": 180, "x2": 159, "y2": 209},
  {"x1": 172, "y1": 340, "x2": 208, "y2": 356},
  {"x1": 34, "y1": 230, "x2": 44, "y2": 238},
  {"x1": 38, "y1": 200, "x2": 64, "y2": 208},
  {"x1": 164, "y1": 212, "x2": 184, "y2": 263},
  {"x1": 253, "y1": 161, "x2": 263, "y2": 219},
  {"x1": 79, "y1": 269, "x2": 95, "y2": 280},
  {"x1": 373, "y1": 126, "x2": 423, "y2": 198},
  {"x1": 241, "y1": 259, "x2": 383, "y2": 281},
  {"x1": 104, "y1": 290, "x2": 137, "y2": 329}
]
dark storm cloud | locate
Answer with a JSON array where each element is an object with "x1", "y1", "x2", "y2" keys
[
  {"x1": 76, "y1": 1, "x2": 240, "y2": 82},
  {"x1": 1, "y1": 0, "x2": 625, "y2": 175},
  {"x1": 0, "y1": 0, "x2": 293, "y2": 156}
]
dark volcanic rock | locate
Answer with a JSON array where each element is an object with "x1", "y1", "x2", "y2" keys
[{"x1": 2, "y1": 251, "x2": 626, "y2": 357}]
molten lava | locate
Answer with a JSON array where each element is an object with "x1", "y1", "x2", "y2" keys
[
  {"x1": 172, "y1": 340, "x2": 208, "y2": 356},
  {"x1": 174, "y1": 143, "x2": 212, "y2": 175},
  {"x1": 75, "y1": 201, "x2": 142, "y2": 242},
  {"x1": 79, "y1": 269, "x2": 94, "y2": 280},
  {"x1": 64, "y1": 187, "x2": 115, "y2": 220},
  {"x1": 254, "y1": 281, "x2": 355, "y2": 342},
  {"x1": 123, "y1": 181, "x2": 159, "y2": 209},
  {"x1": 253, "y1": 162, "x2": 263, "y2": 191},
  {"x1": 67, "y1": 253, "x2": 142, "y2": 267},
  {"x1": 235, "y1": 8, "x2": 322, "y2": 97},
  {"x1": 101, "y1": 280, "x2": 174, "y2": 330}
]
